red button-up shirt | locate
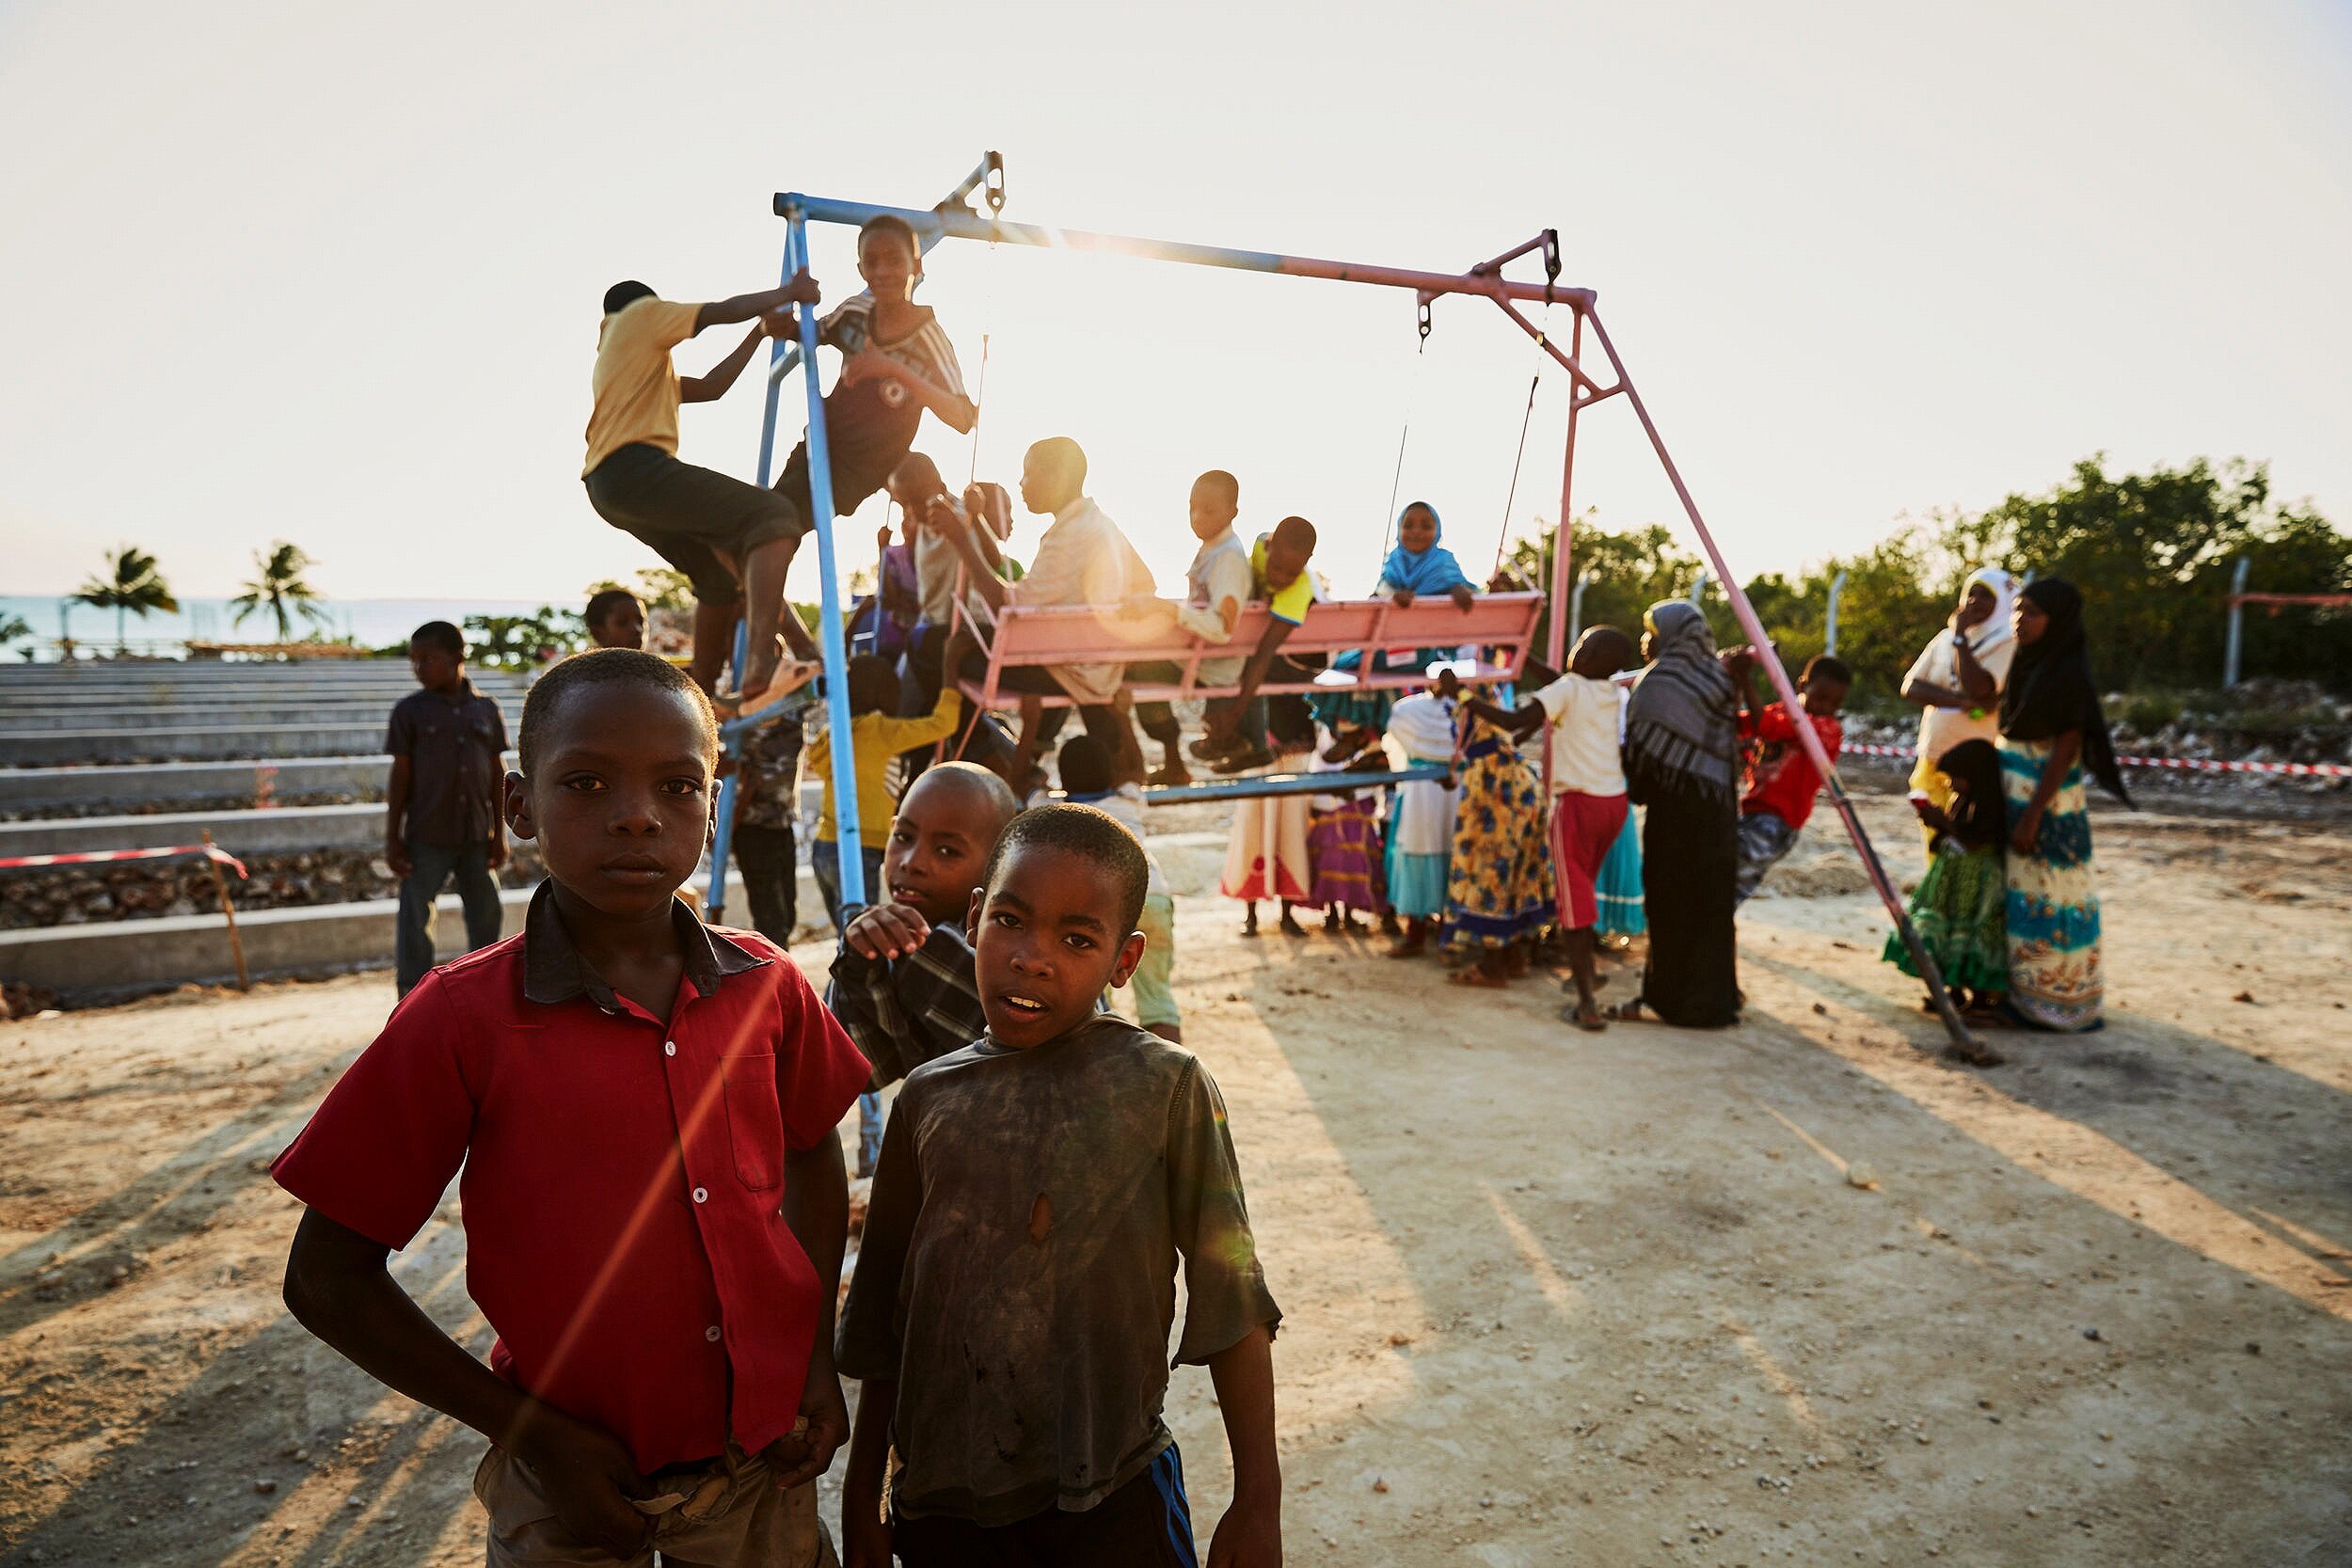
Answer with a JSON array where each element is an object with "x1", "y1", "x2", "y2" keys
[
  {"x1": 1740, "y1": 702, "x2": 1844, "y2": 832},
  {"x1": 272, "y1": 885, "x2": 870, "y2": 1472}
]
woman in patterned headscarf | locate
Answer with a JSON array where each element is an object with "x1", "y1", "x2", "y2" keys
[
  {"x1": 1610, "y1": 600, "x2": 1743, "y2": 1027},
  {"x1": 1997, "y1": 578, "x2": 2131, "y2": 1032}
]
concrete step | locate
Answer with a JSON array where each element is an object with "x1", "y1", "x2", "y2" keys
[
  {"x1": 0, "y1": 755, "x2": 409, "y2": 813},
  {"x1": 0, "y1": 724, "x2": 392, "y2": 766},
  {"x1": 1, "y1": 872, "x2": 774, "y2": 1005},
  {"x1": 0, "y1": 705, "x2": 434, "y2": 732},
  {"x1": 0, "y1": 803, "x2": 387, "y2": 857}
]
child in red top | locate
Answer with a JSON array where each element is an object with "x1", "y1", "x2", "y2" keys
[
  {"x1": 1730, "y1": 652, "x2": 1851, "y2": 905},
  {"x1": 274, "y1": 650, "x2": 871, "y2": 1567}
]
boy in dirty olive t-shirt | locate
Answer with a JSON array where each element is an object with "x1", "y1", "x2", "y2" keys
[{"x1": 835, "y1": 804, "x2": 1283, "y2": 1568}]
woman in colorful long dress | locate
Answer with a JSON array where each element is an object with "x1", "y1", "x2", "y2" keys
[
  {"x1": 1883, "y1": 737, "x2": 2010, "y2": 1013},
  {"x1": 1997, "y1": 578, "x2": 2132, "y2": 1032},
  {"x1": 1442, "y1": 704, "x2": 1556, "y2": 988},
  {"x1": 1220, "y1": 735, "x2": 1317, "y2": 937},
  {"x1": 1611, "y1": 600, "x2": 1743, "y2": 1027}
]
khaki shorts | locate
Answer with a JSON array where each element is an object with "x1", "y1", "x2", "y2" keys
[
  {"x1": 1129, "y1": 892, "x2": 1181, "y2": 1029},
  {"x1": 473, "y1": 1441, "x2": 834, "y2": 1568}
]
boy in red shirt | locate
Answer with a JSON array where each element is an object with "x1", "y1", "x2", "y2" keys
[
  {"x1": 1729, "y1": 651, "x2": 1851, "y2": 906},
  {"x1": 274, "y1": 649, "x2": 871, "y2": 1567}
]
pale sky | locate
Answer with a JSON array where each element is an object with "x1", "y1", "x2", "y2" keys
[{"x1": 5, "y1": 0, "x2": 2348, "y2": 604}]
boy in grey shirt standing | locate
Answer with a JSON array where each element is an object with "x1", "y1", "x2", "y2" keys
[{"x1": 835, "y1": 804, "x2": 1282, "y2": 1568}]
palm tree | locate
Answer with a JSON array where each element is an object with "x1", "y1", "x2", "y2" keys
[
  {"x1": 0, "y1": 612, "x2": 31, "y2": 661},
  {"x1": 72, "y1": 546, "x2": 178, "y2": 654},
  {"x1": 230, "y1": 542, "x2": 328, "y2": 641}
]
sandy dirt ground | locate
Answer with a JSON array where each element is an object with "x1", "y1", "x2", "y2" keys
[{"x1": 3, "y1": 788, "x2": 2349, "y2": 1567}]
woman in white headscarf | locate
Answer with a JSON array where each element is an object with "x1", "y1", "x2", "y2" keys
[{"x1": 1899, "y1": 568, "x2": 2019, "y2": 849}]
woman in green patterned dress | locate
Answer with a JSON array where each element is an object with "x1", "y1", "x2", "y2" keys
[{"x1": 1995, "y1": 578, "x2": 2133, "y2": 1032}]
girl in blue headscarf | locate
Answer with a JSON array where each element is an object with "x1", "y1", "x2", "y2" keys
[
  {"x1": 1312, "y1": 501, "x2": 1483, "y2": 732},
  {"x1": 1376, "y1": 500, "x2": 1477, "y2": 609}
]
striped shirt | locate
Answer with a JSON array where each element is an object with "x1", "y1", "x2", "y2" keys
[
  {"x1": 819, "y1": 294, "x2": 967, "y2": 402},
  {"x1": 827, "y1": 923, "x2": 989, "y2": 1089}
]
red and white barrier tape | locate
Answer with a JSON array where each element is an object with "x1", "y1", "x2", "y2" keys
[
  {"x1": 0, "y1": 845, "x2": 249, "y2": 876},
  {"x1": 1840, "y1": 741, "x2": 2350, "y2": 780}
]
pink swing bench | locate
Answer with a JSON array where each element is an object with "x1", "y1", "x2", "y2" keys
[{"x1": 956, "y1": 591, "x2": 1544, "y2": 711}]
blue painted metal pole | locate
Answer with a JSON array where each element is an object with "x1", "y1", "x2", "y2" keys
[
  {"x1": 706, "y1": 242, "x2": 804, "y2": 922},
  {"x1": 787, "y1": 209, "x2": 867, "y2": 912},
  {"x1": 1141, "y1": 764, "x2": 1448, "y2": 808},
  {"x1": 771, "y1": 193, "x2": 1596, "y2": 309}
]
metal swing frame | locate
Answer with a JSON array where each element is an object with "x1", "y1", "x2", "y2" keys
[{"x1": 705, "y1": 151, "x2": 1980, "y2": 1059}]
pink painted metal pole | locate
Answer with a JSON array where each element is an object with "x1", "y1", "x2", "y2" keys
[
  {"x1": 1492, "y1": 298, "x2": 1611, "y2": 400},
  {"x1": 1547, "y1": 309, "x2": 1587, "y2": 673},
  {"x1": 1577, "y1": 305, "x2": 1990, "y2": 1063}
]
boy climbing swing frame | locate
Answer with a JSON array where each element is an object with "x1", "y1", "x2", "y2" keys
[{"x1": 709, "y1": 151, "x2": 1983, "y2": 1058}]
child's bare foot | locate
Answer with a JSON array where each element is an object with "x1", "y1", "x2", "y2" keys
[
  {"x1": 1341, "y1": 911, "x2": 1364, "y2": 932},
  {"x1": 1603, "y1": 998, "x2": 1654, "y2": 1022},
  {"x1": 1279, "y1": 908, "x2": 1308, "y2": 938},
  {"x1": 1324, "y1": 908, "x2": 1341, "y2": 933},
  {"x1": 1149, "y1": 761, "x2": 1191, "y2": 787}
]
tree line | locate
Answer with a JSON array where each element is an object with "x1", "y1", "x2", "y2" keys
[{"x1": 1502, "y1": 456, "x2": 2352, "y2": 702}]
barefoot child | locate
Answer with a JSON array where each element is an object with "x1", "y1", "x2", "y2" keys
[
  {"x1": 836, "y1": 804, "x2": 1283, "y2": 1567},
  {"x1": 739, "y1": 215, "x2": 978, "y2": 705},
  {"x1": 1444, "y1": 626, "x2": 1636, "y2": 1028},
  {"x1": 831, "y1": 763, "x2": 1021, "y2": 1172},
  {"x1": 276, "y1": 649, "x2": 872, "y2": 1567},
  {"x1": 581, "y1": 274, "x2": 824, "y2": 693},
  {"x1": 1728, "y1": 653, "x2": 1851, "y2": 905}
]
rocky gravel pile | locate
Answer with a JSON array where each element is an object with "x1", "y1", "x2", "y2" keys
[{"x1": 0, "y1": 844, "x2": 546, "y2": 930}]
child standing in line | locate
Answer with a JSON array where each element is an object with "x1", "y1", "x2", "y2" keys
[
  {"x1": 1220, "y1": 725, "x2": 1315, "y2": 938},
  {"x1": 836, "y1": 804, "x2": 1283, "y2": 1568},
  {"x1": 1305, "y1": 722, "x2": 1389, "y2": 933},
  {"x1": 1443, "y1": 627, "x2": 1636, "y2": 1028},
  {"x1": 385, "y1": 621, "x2": 510, "y2": 997},
  {"x1": 1882, "y1": 737, "x2": 2010, "y2": 1015},
  {"x1": 1380, "y1": 687, "x2": 1460, "y2": 958},
  {"x1": 803, "y1": 656, "x2": 962, "y2": 935},
  {"x1": 277, "y1": 650, "x2": 871, "y2": 1567},
  {"x1": 1728, "y1": 652, "x2": 1851, "y2": 905}
]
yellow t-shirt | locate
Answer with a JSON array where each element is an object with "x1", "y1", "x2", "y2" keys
[
  {"x1": 582, "y1": 297, "x2": 705, "y2": 477},
  {"x1": 806, "y1": 689, "x2": 963, "y2": 845},
  {"x1": 1250, "y1": 536, "x2": 1317, "y2": 625}
]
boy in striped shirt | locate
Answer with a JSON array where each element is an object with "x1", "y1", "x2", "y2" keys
[{"x1": 749, "y1": 214, "x2": 976, "y2": 705}]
